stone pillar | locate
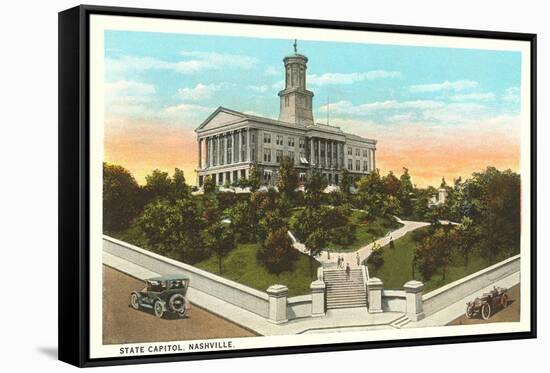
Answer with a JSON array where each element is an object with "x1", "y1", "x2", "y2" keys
[
  {"x1": 309, "y1": 137, "x2": 314, "y2": 165},
  {"x1": 317, "y1": 139, "x2": 321, "y2": 167},
  {"x1": 336, "y1": 141, "x2": 340, "y2": 169},
  {"x1": 198, "y1": 139, "x2": 202, "y2": 170},
  {"x1": 367, "y1": 277, "x2": 383, "y2": 313},
  {"x1": 310, "y1": 280, "x2": 326, "y2": 317},
  {"x1": 404, "y1": 280, "x2": 425, "y2": 321},
  {"x1": 205, "y1": 138, "x2": 210, "y2": 167},
  {"x1": 372, "y1": 148, "x2": 376, "y2": 171},
  {"x1": 246, "y1": 128, "x2": 251, "y2": 162},
  {"x1": 267, "y1": 284, "x2": 288, "y2": 324}
]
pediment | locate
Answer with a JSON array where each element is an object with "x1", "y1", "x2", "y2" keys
[{"x1": 196, "y1": 107, "x2": 247, "y2": 132}]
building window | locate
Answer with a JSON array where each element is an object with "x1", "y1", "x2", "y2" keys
[
  {"x1": 276, "y1": 149, "x2": 283, "y2": 163},
  {"x1": 288, "y1": 150, "x2": 295, "y2": 162},
  {"x1": 348, "y1": 147, "x2": 352, "y2": 155},
  {"x1": 363, "y1": 149, "x2": 368, "y2": 158},
  {"x1": 348, "y1": 159, "x2": 353, "y2": 170},
  {"x1": 355, "y1": 148, "x2": 360, "y2": 156},
  {"x1": 299, "y1": 139, "x2": 305, "y2": 149},
  {"x1": 356, "y1": 160, "x2": 361, "y2": 171},
  {"x1": 227, "y1": 148, "x2": 232, "y2": 164},
  {"x1": 251, "y1": 147, "x2": 256, "y2": 161},
  {"x1": 363, "y1": 160, "x2": 369, "y2": 171},
  {"x1": 251, "y1": 133, "x2": 255, "y2": 144},
  {"x1": 276, "y1": 135, "x2": 284, "y2": 146},
  {"x1": 299, "y1": 172, "x2": 306, "y2": 182},
  {"x1": 264, "y1": 133, "x2": 271, "y2": 144},
  {"x1": 264, "y1": 170, "x2": 273, "y2": 181},
  {"x1": 288, "y1": 137, "x2": 295, "y2": 147},
  {"x1": 264, "y1": 148, "x2": 272, "y2": 162}
]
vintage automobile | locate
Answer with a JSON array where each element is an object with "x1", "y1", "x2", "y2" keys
[
  {"x1": 130, "y1": 274, "x2": 191, "y2": 318},
  {"x1": 466, "y1": 286, "x2": 509, "y2": 320}
]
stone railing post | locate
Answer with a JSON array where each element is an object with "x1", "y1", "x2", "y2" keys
[
  {"x1": 310, "y1": 280, "x2": 326, "y2": 317},
  {"x1": 267, "y1": 284, "x2": 288, "y2": 324},
  {"x1": 404, "y1": 280, "x2": 425, "y2": 321},
  {"x1": 367, "y1": 277, "x2": 383, "y2": 313}
]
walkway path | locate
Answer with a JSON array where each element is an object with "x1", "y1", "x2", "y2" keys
[{"x1": 289, "y1": 215, "x2": 438, "y2": 269}]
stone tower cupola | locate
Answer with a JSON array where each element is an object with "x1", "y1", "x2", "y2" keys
[{"x1": 278, "y1": 40, "x2": 315, "y2": 125}]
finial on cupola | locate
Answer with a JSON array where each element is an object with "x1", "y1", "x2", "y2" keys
[{"x1": 293, "y1": 39, "x2": 298, "y2": 53}]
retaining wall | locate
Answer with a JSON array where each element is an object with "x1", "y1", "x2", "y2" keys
[
  {"x1": 422, "y1": 254, "x2": 520, "y2": 317},
  {"x1": 103, "y1": 236, "x2": 270, "y2": 318}
]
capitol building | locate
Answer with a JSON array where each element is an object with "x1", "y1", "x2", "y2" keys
[{"x1": 195, "y1": 43, "x2": 377, "y2": 188}]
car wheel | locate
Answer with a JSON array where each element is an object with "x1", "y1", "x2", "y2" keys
[
  {"x1": 130, "y1": 293, "x2": 140, "y2": 310},
  {"x1": 169, "y1": 294, "x2": 186, "y2": 313},
  {"x1": 466, "y1": 304, "x2": 475, "y2": 319},
  {"x1": 153, "y1": 300, "x2": 164, "y2": 318},
  {"x1": 178, "y1": 308, "x2": 187, "y2": 318},
  {"x1": 481, "y1": 302, "x2": 491, "y2": 320},
  {"x1": 500, "y1": 294, "x2": 509, "y2": 308}
]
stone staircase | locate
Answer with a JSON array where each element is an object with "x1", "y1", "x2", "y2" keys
[
  {"x1": 324, "y1": 269, "x2": 367, "y2": 309},
  {"x1": 390, "y1": 315, "x2": 411, "y2": 329}
]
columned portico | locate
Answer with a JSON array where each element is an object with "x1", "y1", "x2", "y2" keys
[{"x1": 195, "y1": 43, "x2": 377, "y2": 189}]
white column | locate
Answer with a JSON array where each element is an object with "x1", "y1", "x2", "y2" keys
[
  {"x1": 198, "y1": 138, "x2": 202, "y2": 169},
  {"x1": 310, "y1": 280, "x2": 326, "y2": 317},
  {"x1": 336, "y1": 141, "x2": 340, "y2": 169},
  {"x1": 309, "y1": 138, "x2": 314, "y2": 165},
  {"x1": 367, "y1": 277, "x2": 383, "y2": 313},
  {"x1": 246, "y1": 128, "x2": 251, "y2": 162},
  {"x1": 404, "y1": 280, "x2": 425, "y2": 321},
  {"x1": 267, "y1": 284, "x2": 288, "y2": 324}
]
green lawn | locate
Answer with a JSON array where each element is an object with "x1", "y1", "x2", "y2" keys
[
  {"x1": 367, "y1": 227, "x2": 509, "y2": 293},
  {"x1": 195, "y1": 243, "x2": 319, "y2": 297},
  {"x1": 108, "y1": 223, "x2": 319, "y2": 297},
  {"x1": 329, "y1": 212, "x2": 403, "y2": 252},
  {"x1": 289, "y1": 208, "x2": 403, "y2": 253}
]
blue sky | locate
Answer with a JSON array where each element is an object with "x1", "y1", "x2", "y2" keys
[{"x1": 104, "y1": 30, "x2": 522, "y2": 186}]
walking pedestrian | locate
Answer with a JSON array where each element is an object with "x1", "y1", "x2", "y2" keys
[
  {"x1": 356, "y1": 252, "x2": 360, "y2": 266},
  {"x1": 345, "y1": 263, "x2": 351, "y2": 281}
]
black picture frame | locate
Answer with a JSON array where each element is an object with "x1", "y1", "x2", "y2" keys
[{"x1": 58, "y1": 4, "x2": 537, "y2": 368}]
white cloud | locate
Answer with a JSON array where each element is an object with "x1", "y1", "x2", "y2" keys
[
  {"x1": 264, "y1": 65, "x2": 280, "y2": 76},
  {"x1": 247, "y1": 84, "x2": 271, "y2": 93},
  {"x1": 105, "y1": 80, "x2": 157, "y2": 117},
  {"x1": 106, "y1": 51, "x2": 258, "y2": 76},
  {"x1": 308, "y1": 70, "x2": 401, "y2": 86},
  {"x1": 105, "y1": 80, "x2": 156, "y2": 97},
  {"x1": 319, "y1": 99, "x2": 488, "y2": 125},
  {"x1": 409, "y1": 80, "x2": 478, "y2": 93},
  {"x1": 451, "y1": 92, "x2": 495, "y2": 101},
  {"x1": 502, "y1": 87, "x2": 520, "y2": 103},
  {"x1": 177, "y1": 83, "x2": 225, "y2": 101}
]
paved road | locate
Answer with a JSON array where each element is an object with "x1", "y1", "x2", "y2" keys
[
  {"x1": 448, "y1": 285, "x2": 520, "y2": 325},
  {"x1": 103, "y1": 266, "x2": 257, "y2": 344}
]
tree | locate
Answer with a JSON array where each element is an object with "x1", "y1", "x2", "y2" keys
[
  {"x1": 382, "y1": 171, "x2": 401, "y2": 198},
  {"x1": 103, "y1": 163, "x2": 141, "y2": 232},
  {"x1": 138, "y1": 198, "x2": 207, "y2": 263},
  {"x1": 340, "y1": 168, "x2": 352, "y2": 196},
  {"x1": 202, "y1": 175, "x2": 217, "y2": 195},
  {"x1": 277, "y1": 156, "x2": 299, "y2": 201},
  {"x1": 257, "y1": 227, "x2": 297, "y2": 274},
  {"x1": 227, "y1": 198, "x2": 257, "y2": 243},
  {"x1": 171, "y1": 168, "x2": 191, "y2": 200},
  {"x1": 144, "y1": 169, "x2": 172, "y2": 202},
  {"x1": 205, "y1": 222, "x2": 236, "y2": 274},
  {"x1": 398, "y1": 167, "x2": 415, "y2": 218},
  {"x1": 246, "y1": 164, "x2": 262, "y2": 192},
  {"x1": 356, "y1": 169, "x2": 385, "y2": 217},
  {"x1": 367, "y1": 248, "x2": 384, "y2": 271},
  {"x1": 304, "y1": 168, "x2": 327, "y2": 207}
]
